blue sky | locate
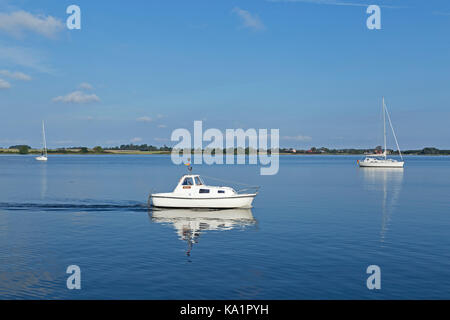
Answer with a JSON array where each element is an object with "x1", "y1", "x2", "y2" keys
[{"x1": 0, "y1": 0, "x2": 449, "y2": 149}]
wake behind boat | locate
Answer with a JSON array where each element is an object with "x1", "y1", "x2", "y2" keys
[
  {"x1": 358, "y1": 97, "x2": 404, "y2": 168},
  {"x1": 149, "y1": 174, "x2": 258, "y2": 209}
]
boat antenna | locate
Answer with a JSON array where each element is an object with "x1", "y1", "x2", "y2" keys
[{"x1": 185, "y1": 158, "x2": 192, "y2": 172}]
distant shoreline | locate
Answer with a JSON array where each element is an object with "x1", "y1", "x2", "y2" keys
[{"x1": 1, "y1": 149, "x2": 449, "y2": 156}]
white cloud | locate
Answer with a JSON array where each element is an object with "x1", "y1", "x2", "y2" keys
[
  {"x1": 130, "y1": 137, "x2": 142, "y2": 143},
  {"x1": 0, "y1": 78, "x2": 11, "y2": 89},
  {"x1": 282, "y1": 135, "x2": 312, "y2": 141},
  {"x1": 0, "y1": 45, "x2": 52, "y2": 73},
  {"x1": 53, "y1": 140, "x2": 78, "y2": 145},
  {"x1": 0, "y1": 10, "x2": 64, "y2": 38},
  {"x1": 53, "y1": 91, "x2": 101, "y2": 104},
  {"x1": 433, "y1": 11, "x2": 450, "y2": 16},
  {"x1": 136, "y1": 116, "x2": 153, "y2": 122},
  {"x1": 0, "y1": 69, "x2": 31, "y2": 81},
  {"x1": 232, "y1": 7, "x2": 265, "y2": 31},
  {"x1": 267, "y1": 0, "x2": 402, "y2": 9},
  {"x1": 78, "y1": 82, "x2": 93, "y2": 90}
]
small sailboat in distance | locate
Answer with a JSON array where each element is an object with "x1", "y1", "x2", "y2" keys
[
  {"x1": 358, "y1": 97, "x2": 404, "y2": 168},
  {"x1": 36, "y1": 121, "x2": 48, "y2": 161}
]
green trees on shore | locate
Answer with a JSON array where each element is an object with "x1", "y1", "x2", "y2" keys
[
  {"x1": 1, "y1": 144, "x2": 449, "y2": 155},
  {"x1": 18, "y1": 145, "x2": 30, "y2": 154}
]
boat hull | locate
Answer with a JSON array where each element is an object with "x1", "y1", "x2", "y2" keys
[
  {"x1": 151, "y1": 194, "x2": 256, "y2": 209},
  {"x1": 36, "y1": 156, "x2": 48, "y2": 161},
  {"x1": 359, "y1": 161, "x2": 404, "y2": 168}
]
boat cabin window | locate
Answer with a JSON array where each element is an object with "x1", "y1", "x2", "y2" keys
[
  {"x1": 182, "y1": 177, "x2": 194, "y2": 186},
  {"x1": 195, "y1": 176, "x2": 203, "y2": 185},
  {"x1": 218, "y1": 190, "x2": 225, "y2": 194},
  {"x1": 199, "y1": 189, "x2": 210, "y2": 193}
]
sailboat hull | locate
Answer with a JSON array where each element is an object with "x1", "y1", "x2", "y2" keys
[
  {"x1": 359, "y1": 160, "x2": 404, "y2": 168},
  {"x1": 36, "y1": 156, "x2": 48, "y2": 161}
]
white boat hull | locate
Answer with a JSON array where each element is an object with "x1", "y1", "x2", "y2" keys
[
  {"x1": 359, "y1": 160, "x2": 404, "y2": 168},
  {"x1": 151, "y1": 194, "x2": 256, "y2": 209},
  {"x1": 36, "y1": 156, "x2": 48, "y2": 161}
]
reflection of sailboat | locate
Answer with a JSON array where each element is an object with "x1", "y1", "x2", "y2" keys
[
  {"x1": 362, "y1": 168, "x2": 403, "y2": 242},
  {"x1": 149, "y1": 208, "x2": 256, "y2": 256},
  {"x1": 36, "y1": 121, "x2": 48, "y2": 161},
  {"x1": 40, "y1": 162, "x2": 47, "y2": 199},
  {"x1": 358, "y1": 97, "x2": 404, "y2": 168}
]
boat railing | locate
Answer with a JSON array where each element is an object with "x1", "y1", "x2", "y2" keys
[{"x1": 236, "y1": 186, "x2": 260, "y2": 194}]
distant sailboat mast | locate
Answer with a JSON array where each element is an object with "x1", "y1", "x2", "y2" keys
[
  {"x1": 384, "y1": 101, "x2": 403, "y2": 161},
  {"x1": 383, "y1": 97, "x2": 387, "y2": 160},
  {"x1": 42, "y1": 120, "x2": 47, "y2": 157},
  {"x1": 358, "y1": 97, "x2": 404, "y2": 168}
]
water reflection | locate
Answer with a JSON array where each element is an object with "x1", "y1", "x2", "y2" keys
[
  {"x1": 149, "y1": 208, "x2": 256, "y2": 256},
  {"x1": 39, "y1": 161, "x2": 47, "y2": 199},
  {"x1": 361, "y1": 168, "x2": 404, "y2": 242}
]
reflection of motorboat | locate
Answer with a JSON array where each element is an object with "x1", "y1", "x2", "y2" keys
[
  {"x1": 150, "y1": 174, "x2": 258, "y2": 209},
  {"x1": 149, "y1": 208, "x2": 256, "y2": 256},
  {"x1": 362, "y1": 168, "x2": 403, "y2": 242}
]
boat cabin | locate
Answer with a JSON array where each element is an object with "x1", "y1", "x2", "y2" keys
[{"x1": 173, "y1": 175, "x2": 236, "y2": 196}]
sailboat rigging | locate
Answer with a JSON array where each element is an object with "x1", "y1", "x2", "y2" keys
[
  {"x1": 36, "y1": 121, "x2": 48, "y2": 161},
  {"x1": 358, "y1": 97, "x2": 404, "y2": 168}
]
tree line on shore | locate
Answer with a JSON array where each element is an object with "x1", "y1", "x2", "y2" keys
[{"x1": 1, "y1": 144, "x2": 449, "y2": 155}]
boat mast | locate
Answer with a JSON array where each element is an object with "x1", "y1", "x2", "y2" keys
[
  {"x1": 383, "y1": 97, "x2": 387, "y2": 160},
  {"x1": 42, "y1": 121, "x2": 47, "y2": 157},
  {"x1": 384, "y1": 101, "x2": 404, "y2": 161}
]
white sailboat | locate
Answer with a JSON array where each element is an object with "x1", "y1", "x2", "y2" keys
[
  {"x1": 358, "y1": 97, "x2": 404, "y2": 168},
  {"x1": 36, "y1": 121, "x2": 48, "y2": 161}
]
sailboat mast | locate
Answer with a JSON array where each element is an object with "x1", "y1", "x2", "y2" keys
[
  {"x1": 42, "y1": 121, "x2": 47, "y2": 157},
  {"x1": 382, "y1": 97, "x2": 387, "y2": 160},
  {"x1": 384, "y1": 102, "x2": 404, "y2": 161}
]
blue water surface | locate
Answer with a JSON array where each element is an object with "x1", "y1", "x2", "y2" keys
[{"x1": 0, "y1": 155, "x2": 449, "y2": 299}]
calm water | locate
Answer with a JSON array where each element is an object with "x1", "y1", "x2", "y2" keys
[{"x1": 0, "y1": 155, "x2": 449, "y2": 299}]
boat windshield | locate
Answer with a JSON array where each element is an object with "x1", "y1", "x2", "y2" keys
[
  {"x1": 182, "y1": 177, "x2": 194, "y2": 186},
  {"x1": 195, "y1": 176, "x2": 204, "y2": 185}
]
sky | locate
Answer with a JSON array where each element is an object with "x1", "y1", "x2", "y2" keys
[{"x1": 0, "y1": 0, "x2": 449, "y2": 150}]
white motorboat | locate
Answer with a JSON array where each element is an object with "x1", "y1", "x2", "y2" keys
[
  {"x1": 358, "y1": 97, "x2": 404, "y2": 168},
  {"x1": 36, "y1": 121, "x2": 48, "y2": 161},
  {"x1": 149, "y1": 174, "x2": 258, "y2": 209}
]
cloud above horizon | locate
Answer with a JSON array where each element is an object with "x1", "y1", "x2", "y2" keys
[
  {"x1": 282, "y1": 135, "x2": 312, "y2": 141},
  {"x1": 130, "y1": 137, "x2": 142, "y2": 143},
  {"x1": 232, "y1": 7, "x2": 265, "y2": 31},
  {"x1": 0, "y1": 45, "x2": 53, "y2": 73},
  {"x1": 136, "y1": 116, "x2": 153, "y2": 122},
  {"x1": 0, "y1": 69, "x2": 32, "y2": 81},
  {"x1": 0, "y1": 10, "x2": 65, "y2": 38},
  {"x1": 267, "y1": 0, "x2": 402, "y2": 9},
  {"x1": 0, "y1": 78, "x2": 11, "y2": 89},
  {"x1": 53, "y1": 90, "x2": 101, "y2": 104},
  {"x1": 78, "y1": 82, "x2": 93, "y2": 90}
]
